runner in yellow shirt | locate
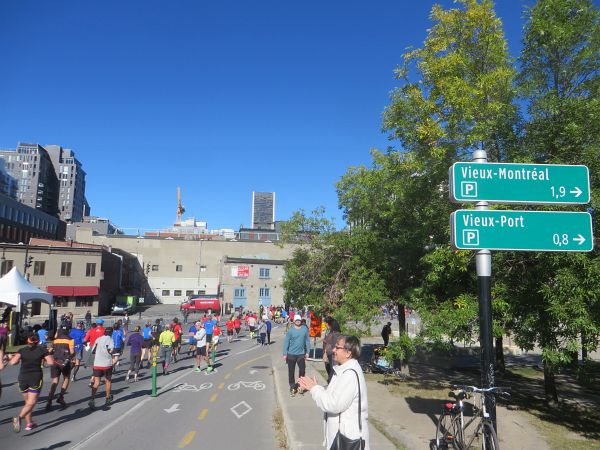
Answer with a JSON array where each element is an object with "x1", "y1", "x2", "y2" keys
[{"x1": 158, "y1": 325, "x2": 176, "y2": 375}]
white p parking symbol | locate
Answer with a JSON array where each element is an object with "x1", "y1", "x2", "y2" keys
[
  {"x1": 462, "y1": 229, "x2": 479, "y2": 246},
  {"x1": 461, "y1": 181, "x2": 477, "y2": 198}
]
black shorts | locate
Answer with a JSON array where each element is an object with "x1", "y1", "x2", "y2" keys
[
  {"x1": 206, "y1": 334, "x2": 213, "y2": 343},
  {"x1": 93, "y1": 367, "x2": 113, "y2": 379},
  {"x1": 143, "y1": 339, "x2": 153, "y2": 349},
  {"x1": 227, "y1": 329, "x2": 234, "y2": 336},
  {"x1": 112, "y1": 349, "x2": 122, "y2": 356},
  {"x1": 51, "y1": 363, "x2": 72, "y2": 379},
  {"x1": 196, "y1": 346, "x2": 207, "y2": 356},
  {"x1": 19, "y1": 375, "x2": 43, "y2": 393},
  {"x1": 249, "y1": 326, "x2": 255, "y2": 332},
  {"x1": 235, "y1": 327, "x2": 241, "y2": 334}
]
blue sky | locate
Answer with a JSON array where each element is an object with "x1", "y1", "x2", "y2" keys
[{"x1": 0, "y1": 0, "x2": 535, "y2": 232}]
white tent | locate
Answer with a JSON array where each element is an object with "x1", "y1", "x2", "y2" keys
[{"x1": 0, "y1": 267, "x2": 53, "y2": 312}]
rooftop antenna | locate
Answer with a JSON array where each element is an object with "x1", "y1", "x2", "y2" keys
[{"x1": 176, "y1": 186, "x2": 186, "y2": 225}]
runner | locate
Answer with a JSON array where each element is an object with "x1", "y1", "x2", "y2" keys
[
  {"x1": 2, "y1": 333, "x2": 54, "y2": 432},
  {"x1": 158, "y1": 324, "x2": 176, "y2": 375},
  {"x1": 258, "y1": 316, "x2": 267, "y2": 346},
  {"x1": 233, "y1": 315, "x2": 242, "y2": 339},
  {"x1": 187, "y1": 321, "x2": 198, "y2": 356},
  {"x1": 151, "y1": 318, "x2": 162, "y2": 362},
  {"x1": 89, "y1": 327, "x2": 115, "y2": 409},
  {"x1": 46, "y1": 327, "x2": 75, "y2": 410},
  {"x1": 204, "y1": 315, "x2": 216, "y2": 347},
  {"x1": 84, "y1": 319, "x2": 106, "y2": 386},
  {"x1": 111, "y1": 322, "x2": 125, "y2": 370},
  {"x1": 69, "y1": 322, "x2": 86, "y2": 381},
  {"x1": 171, "y1": 318, "x2": 182, "y2": 362},
  {"x1": 226, "y1": 316, "x2": 234, "y2": 343},
  {"x1": 141, "y1": 322, "x2": 153, "y2": 368},
  {"x1": 248, "y1": 313, "x2": 257, "y2": 340},
  {"x1": 193, "y1": 321, "x2": 207, "y2": 372},
  {"x1": 125, "y1": 326, "x2": 143, "y2": 382}
]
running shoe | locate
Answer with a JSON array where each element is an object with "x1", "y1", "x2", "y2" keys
[
  {"x1": 125, "y1": 373, "x2": 130, "y2": 381},
  {"x1": 194, "y1": 368, "x2": 201, "y2": 372},
  {"x1": 57, "y1": 395, "x2": 67, "y2": 408},
  {"x1": 45, "y1": 401, "x2": 52, "y2": 411},
  {"x1": 12, "y1": 416, "x2": 21, "y2": 433},
  {"x1": 290, "y1": 387, "x2": 297, "y2": 397},
  {"x1": 25, "y1": 423, "x2": 38, "y2": 431},
  {"x1": 88, "y1": 399, "x2": 96, "y2": 410},
  {"x1": 105, "y1": 395, "x2": 113, "y2": 406}
]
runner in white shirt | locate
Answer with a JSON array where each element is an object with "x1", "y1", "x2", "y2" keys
[{"x1": 193, "y1": 322, "x2": 207, "y2": 372}]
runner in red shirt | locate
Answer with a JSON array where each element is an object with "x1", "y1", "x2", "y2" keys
[
  {"x1": 233, "y1": 317, "x2": 242, "y2": 339},
  {"x1": 171, "y1": 318, "x2": 183, "y2": 362},
  {"x1": 84, "y1": 319, "x2": 105, "y2": 386},
  {"x1": 226, "y1": 318, "x2": 235, "y2": 343}
]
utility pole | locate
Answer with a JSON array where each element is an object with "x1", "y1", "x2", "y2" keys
[{"x1": 473, "y1": 149, "x2": 496, "y2": 430}]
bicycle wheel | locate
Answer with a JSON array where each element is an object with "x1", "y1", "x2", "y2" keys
[
  {"x1": 436, "y1": 413, "x2": 460, "y2": 448},
  {"x1": 482, "y1": 421, "x2": 499, "y2": 450}
]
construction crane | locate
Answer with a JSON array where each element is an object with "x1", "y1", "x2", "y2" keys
[{"x1": 176, "y1": 186, "x2": 186, "y2": 225}]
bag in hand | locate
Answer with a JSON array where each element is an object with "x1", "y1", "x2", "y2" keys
[{"x1": 329, "y1": 431, "x2": 365, "y2": 450}]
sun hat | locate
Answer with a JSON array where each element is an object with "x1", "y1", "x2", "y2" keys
[
  {"x1": 293, "y1": 314, "x2": 302, "y2": 322},
  {"x1": 96, "y1": 318, "x2": 104, "y2": 325}
]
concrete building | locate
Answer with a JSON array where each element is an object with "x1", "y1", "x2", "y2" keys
[
  {"x1": 45, "y1": 145, "x2": 88, "y2": 222},
  {"x1": 252, "y1": 191, "x2": 275, "y2": 230},
  {"x1": 0, "y1": 239, "x2": 122, "y2": 317},
  {"x1": 74, "y1": 228, "x2": 296, "y2": 311},
  {"x1": 0, "y1": 159, "x2": 17, "y2": 199},
  {"x1": 66, "y1": 216, "x2": 123, "y2": 241},
  {"x1": 0, "y1": 143, "x2": 60, "y2": 217}
]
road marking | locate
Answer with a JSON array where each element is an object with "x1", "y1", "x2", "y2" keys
[
  {"x1": 227, "y1": 380, "x2": 266, "y2": 391},
  {"x1": 224, "y1": 372, "x2": 232, "y2": 380},
  {"x1": 164, "y1": 403, "x2": 180, "y2": 413},
  {"x1": 178, "y1": 431, "x2": 196, "y2": 448},
  {"x1": 197, "y1": 408, "x2": 209, "y2": 421},
  {"x1": 173, "y1": 382, "x2": 213, "y2": 393},
  {"x1": 231, "y1": 401, "x2": 252, "y2": 419},
  {"x1": 234, "y1": 353, "x2": 268, "y2": 371},
  {"x1": 218, "y1": 382, "x2": 225, "y2": 389},
  {"x1": 209, "y1": 393, "x2": 218, "y2": 402}
]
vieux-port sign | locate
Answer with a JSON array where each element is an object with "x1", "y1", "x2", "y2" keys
[
  {"x1": 449, "y1": 162, "x2": 590, "y2": 205},
  {"x1": 451, "y1": 210, "x2": 593, "y2": 252}
]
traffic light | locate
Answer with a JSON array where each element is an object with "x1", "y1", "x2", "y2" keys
[
  {"x1": 146, "y1": 263, "x2": 150, "y2": 275},
  {"x1": 26, "y1": 256, "x2": 33, "y2": 268}
]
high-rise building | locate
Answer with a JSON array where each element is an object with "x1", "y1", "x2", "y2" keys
[
  {"x1": 45, "y1": 145, "x2": 87, "y2": 222},
  {"x1": 251, "y1": 191, "x2": 275, "y2": 230},
  {"x1": 0, "y1": 143, "x2": 59, "y2": 217}
]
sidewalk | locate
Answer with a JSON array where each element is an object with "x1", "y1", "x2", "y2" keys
[{"x1": 269, "y1": 326, "x2": 395, "y2": 449}]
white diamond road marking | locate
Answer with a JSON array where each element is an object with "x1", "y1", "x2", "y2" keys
[{"x1": 231, "y1": 401, "x2": 252, "y2": 419}]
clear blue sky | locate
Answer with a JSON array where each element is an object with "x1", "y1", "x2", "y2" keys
[{"x1": 0, "y1": 0, "x2": 534, "y2": 232}]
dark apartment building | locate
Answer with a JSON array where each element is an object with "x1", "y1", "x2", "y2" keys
[
  {"x1": 251, "y1": 191, "x2": 275, "y2": 230},
  {"x1": 0, "y1": 193, "x2": 65, "y2": 244},
  {"x1": 45, "y1": 145, "x2": 88, "y2": 222}
]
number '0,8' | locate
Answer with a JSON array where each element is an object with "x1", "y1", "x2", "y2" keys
[{"x1": 552, "y1": 234, "x2": 569, "y2": 246}]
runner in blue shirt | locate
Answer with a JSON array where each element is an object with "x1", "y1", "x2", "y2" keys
[
  {"x1": 188, "y1": 323, "x2": 197, "y2": 356},
  {"x1": 204, "y1": 317, "x2": 216, "y2": 345},
  {"x1": 69, "y1": 322, "x2": 86, "y2": 381},
  {"x1": 111, "y1": 324, "x2": 125, "y2": 370},
  {"x1": 141, "y1": 323, "x2": 153, "y2": 368}
]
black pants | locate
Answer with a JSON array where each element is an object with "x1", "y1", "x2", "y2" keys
[
  {"x1": 383, "y1": 334, "x2": 390, "y2": 347},
  {"x1": 287, "y1": 354, "x2": 306, "y2": 388}
]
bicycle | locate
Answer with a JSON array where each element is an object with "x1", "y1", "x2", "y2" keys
[{"x1": 430, "y1": 385, "x2": 509, "y2": 450}]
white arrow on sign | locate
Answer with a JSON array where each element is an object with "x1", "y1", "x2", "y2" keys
[
  {"x1": 164, "y1": 403, "x2": 180, "y2": 413},
  {"x1": 570, "y1": 187, "x2": 583, "y2": 197},
  {"x1": 573, "y1": 234, "x2": 586, "y2": 245}
]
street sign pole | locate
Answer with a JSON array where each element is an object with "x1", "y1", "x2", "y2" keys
[{"x1": 473, "y1": 150, "x2": 496, "y2": 430}]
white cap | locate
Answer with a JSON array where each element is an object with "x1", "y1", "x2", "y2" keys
[
  {"x1": 293, "y1": 314, "x2": 302, "y2": 322},
  {"x1": 262, "y1": 315, "x2": 268, "y2": 320}
]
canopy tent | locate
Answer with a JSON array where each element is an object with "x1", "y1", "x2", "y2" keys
[{"x1": 0, "y1": 267, "x2": 53, "y2": 312}]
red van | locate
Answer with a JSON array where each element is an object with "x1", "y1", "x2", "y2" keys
[{"x1": 181, "y1": 295, "x2": 220, "y2": 313}]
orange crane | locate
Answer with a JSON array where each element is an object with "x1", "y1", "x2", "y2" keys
[{"x1": 176, "y1": 186, "x2": 185, "y2": 225}]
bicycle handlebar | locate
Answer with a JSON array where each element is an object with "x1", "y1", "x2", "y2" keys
[{"x1": 451, "y1": 385, "x2": 511, "y2": 396}]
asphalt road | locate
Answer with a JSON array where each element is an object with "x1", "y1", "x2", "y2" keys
[{"x1": 0, "y1": 315, "x2": 279, "y2": 450}]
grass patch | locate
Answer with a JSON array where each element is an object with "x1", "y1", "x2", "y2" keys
[
  {"x1": 272, "y1": 407, "x2": 288, "y2": 449},
  {"x1": 370, "y1": 416, "x2": 407, "y2": 450}
]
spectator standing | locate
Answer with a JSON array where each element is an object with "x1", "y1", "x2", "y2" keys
[
  {"x1": 322, "y1": 317, "x2": 342, "y2": 383},
  {"x1": 381, "y1": 322, "x2": 392, "y2": 347},
  {"x1": 298, "y1": 335, "x2": 369, "y2": 449},
  {"x1": 282, "y1": 314, "x2": 310, "y2": 396},
  {"x1": 0, "y1": 319, "x2": 8, "y2": 352}
]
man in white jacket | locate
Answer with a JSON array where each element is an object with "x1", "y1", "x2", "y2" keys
[{"x1": 299, "y1": 335, "x2": 369, "y2": 449}]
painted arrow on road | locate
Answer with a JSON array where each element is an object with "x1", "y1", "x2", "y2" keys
[
  {"x1": 249, "y1": 369, "x2": 258, "y2": 375},
  {"x1": 164, "y1": 403, "x2": 180, "y2": 413}
]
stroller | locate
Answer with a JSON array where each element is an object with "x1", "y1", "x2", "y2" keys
[{"x1": 361, "y1": 345, "x2": 404, "y2": 378}]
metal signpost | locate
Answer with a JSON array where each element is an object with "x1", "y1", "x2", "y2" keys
[
  {"x1": 450, "y1": 162, "x2": 590, "y2": 204},
  {"x1": 451, "y1": 210, "x2": 593, "y2": 252},
  {"x1": 449, "y1": 155, "x2": 593, "y2": 433}
]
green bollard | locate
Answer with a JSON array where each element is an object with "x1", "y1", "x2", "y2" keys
[{"x1": 151, "y1": 351, "x2": 157, "y2": 397}]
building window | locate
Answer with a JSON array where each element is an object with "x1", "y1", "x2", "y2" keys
[
  {"x1": 234, "y1": 288, "x2": 246, "y2": 298},
  {"x1": 175, "y1": 265, "x2": 183, "y2": 272},
  {"x1": 199, "y1": 265, "x2": 207, "y2": 272},
  {"x1": 185, "y1": 290, "x2": 194, "y2": 296},
  {"x1": 85, "y1": 263, "x2": 96, "y2": 277},
  {"x1": 259, "y1": 268, "x2": 270, "y2": 279},
  {"x1": 259, "y1": 288, "x2": 270, "y2": 297},
  {"x1": 197, "y1": 290, "x2": 205, "y2": 295},
  {"x1": 174, "y1": 290, "x2": 182, "y2": 296},
  {"x1": 55, "y1": 297, "x2": 69, "y2": 307},
  {"x1": 152, "y1": 265, "x2": 159, "y2": 271},
  {"x1": 76, "y1": 297, "x2": 94, "y2": 307},
  {"x1": 60, "y1": 262, "x2": 72, "y2": 277},
  {"x1": 1, "y1": 259, "x2": 14, "y2": 276},
  {"x1": 33, "y1": 261, "x2": 45, "y2": 276},
  {"x1": 162, "y1": 290, "x2": 170, "y2": 296}
]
